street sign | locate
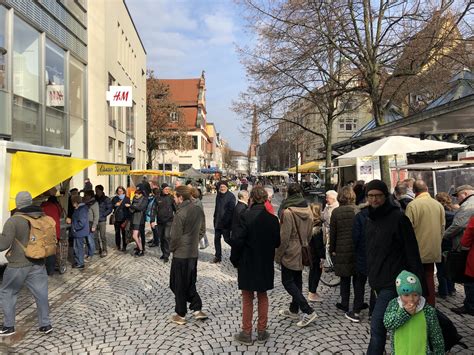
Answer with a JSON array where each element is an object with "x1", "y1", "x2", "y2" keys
[{"x1": 106, "y1": 86, "x2": 133, "y2": 107}]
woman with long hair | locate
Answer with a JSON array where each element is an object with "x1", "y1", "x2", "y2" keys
[
  {"x1": 111, "y1": 186, "x2": 131, "y2": 252},
  {"x1": 308, "y1": 203, "x2": 325, "y2": 302},
  {"x1": 125, "y1": 186, "x2": 148, "y2": 256}
]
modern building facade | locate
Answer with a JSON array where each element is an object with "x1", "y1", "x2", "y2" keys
[
  {"x1": 0, "y1": 0, "x2": 89, "y2": 229},
  {"x1": 87, "y1": 0, "x2": 147, "y2": 195}
]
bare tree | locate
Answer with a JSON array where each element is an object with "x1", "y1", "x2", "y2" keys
[
  {"x1": 146, "y1": 70, "x2": 190, "y2": 169},
  {"x1": 234, "y1": 0, "x2": 363, "y2": 189}
]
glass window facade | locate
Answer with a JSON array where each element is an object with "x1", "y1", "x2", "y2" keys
[{"x1": 0, "y1": 6, "x2": 7, "y2": 90}]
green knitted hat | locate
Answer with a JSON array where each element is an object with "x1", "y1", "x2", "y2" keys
[{"x1": 396, "y1": 270, "x2": 422, "y2": 296}]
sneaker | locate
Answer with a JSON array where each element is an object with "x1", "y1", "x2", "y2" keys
[
  {"x1": 308, "y1": 292, "x2": 323, "y2": 302},
  {"x1": 163, "y1": 257, "x2": 169, "y2": 263},
  {"x1": 121, "y1": 247, "x2": 127, "y2": 252},
  {"x1": 296, "y1": 312, "x2": 318, "y2": 327},
  {"x1": 84, "y1": 256, "x2": 91, "y2": 263},
  {"x1": 451, "y1": 306, "x2": 474, "y2": 316},
  {"x1": 72, "y1": 264, "x2": 85, "y2": 269},
  {"x1": 136, "y1": 250, "x2": 144, "y2": 257},
  {"x1": 278, "y1": 309, "x2": 299, "y2": 320},
  {"x1": 170, "y1": 314, "x2": 186, "y2": 325},
  {"x1": 0, "y1": 326, "x2": 15, "y2": 336},
  {"x1": 193, "y1": 310, "x2": 208, "y2": 320},
  {"x1": 38, "y1": 325, "x2": 53, "y2": 334},
  {"x1": 233, "y1": 331, "x2": 252, "y2": 345},
  {"x1": 257, "y1": 330, "x2": 270, "y2": 343},
  {"x1": 336, "y1": 303, "x2": 349, "y2": 312},
  {"x1": 345, "y1": 311, "x2": 360, "y2": 323},
  {"x1": 361, "y1": 302, "x2": 369, "y2": 310},
  {"x1": 100, "y1": 251, "x2": 107, "y2": 257},
  {"x1": 211, "y1": 257, "x2": 221, "y2": 264}
]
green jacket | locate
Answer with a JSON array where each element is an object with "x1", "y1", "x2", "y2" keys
[{"x1": 384, "y1": 297, "x2": 444, "y2": 354}]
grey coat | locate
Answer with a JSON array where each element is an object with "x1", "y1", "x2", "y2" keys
[
  {"x1": 329, "y1": 204, "x2": 359, "y2": 277},
  {"x1": 170, "y1": 200, "x2": 205, "y2": 259},
  {"x1": 444, "y1": 194, "x2": 474, "y2": 250}
]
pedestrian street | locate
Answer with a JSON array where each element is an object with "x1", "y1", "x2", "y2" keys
[{"x1": 1, "y1": 193, "x2": 473, "y2": 354}]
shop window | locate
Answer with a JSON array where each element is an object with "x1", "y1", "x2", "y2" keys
[
  {"x1": 12, "y1": 96, "x2": 41, "y2": 145},
  {"x1": 69, "y1": 57, "x2": 85, "y2": 119},
  {"x1": 70, "y1": 115, "x2": 84, "y2": 158},
  {"x1": 45, "y1": 39, "x2": 66, "y2": 110},
  {"x1": 0, "y1": 6, "x2": 7, "y2": 90},
  {"x1": 45, "y1": 107, "x2": 66, "y2": 148},
  {"x1": 13, "y1": 15, "x2": 40, "y2": 102}
]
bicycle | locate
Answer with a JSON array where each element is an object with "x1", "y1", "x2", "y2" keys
[{"x1": 320, "y1": 243, "x2": 340, "y2": 287}]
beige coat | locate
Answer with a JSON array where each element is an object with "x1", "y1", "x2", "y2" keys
[
  {"x1": 275, "y1": 206, "x2": 313, "y2": 271},
  {"x1": 322, "y1": 201, "x2": 339, "y2": 244},
  {"x1": 405, "y1": 192, "x2": 445, "y2": 263}
]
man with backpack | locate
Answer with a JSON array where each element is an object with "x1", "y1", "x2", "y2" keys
[{"x1": 0, "y1": 191, "x2": 54, "y2": 336}]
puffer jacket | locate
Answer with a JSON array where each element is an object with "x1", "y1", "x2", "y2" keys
[
  {"x1": 275, "y1": 206, "x2": 313, "y2": 271},
  {"x1": 444, "y1": 194, "x2": 474, "y2": 250},
  {"x1": 329, "y1": 204, "x2": 359, "y2": 277}
]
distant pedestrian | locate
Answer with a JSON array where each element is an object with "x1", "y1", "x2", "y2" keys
[
  {"x1": 190, "y1": 187, "x2": 209, "y2": 250},
  {"x1": 147, "y1": 188, "x2": 160, "y2": 248},
  {"x1": 83, "y1": 178, "x2": 93, "y2": 192},
  {"x1": 111, "y1": 186, "x2": 131, "y2": 252},
  {"x1": 169, "y1": 186, "x2": 208, "y2": 325},
  {"x1": 41, "y1": 187, "x2": 63, "y2": 275},
  {"x1": 404, "y1": 178, "x2": 416, "y2": 200},
  {"x1": 329, "y1": 187, "x2": 359, "y2": 316},
  {"x1": 230, "y1": 186, "x2": 280, "y2": 345},
  {"x1": 405, "y1": 180, "x2": 445, "y2": 306},
  {"x1": 384, "y1": 270, "x2": 444, "y2": 354},
  {"x1": 364, "y1": 180, "x2": 424, "y2": 355},
  {"x1": 212, "y1": 181, "x2": 236, "y2": 263},
  {"x1": 83, "y1": 190, "x2": 99, "y2": 261},
  {"x1": 126, "y1": 186, "x2": 148, "y2": 256},
  {"x1": 460, "y1": 216, "x2": 474, "y2": 316},
  {"x1": 94, "y1": 185, "x2": 113, "y2": 257},
  {"x1": 0, "y1": 191, "x2": 53, "y2": 336},
  {"x1": 150, "y1": 183, "x2": 176, "y2": 262},
  {"x1": 71, "y1": 195, "x2": 89, "y2": 269},
  {"x1": 394, "y1": 182, "x2": 413, "y2": 211},
  {"x1": 264, "y1": 187, "x2": 275, "y2": 215},
  {"x1": 276, "y1": 183, "x2": 318, "y2": 328},
  {"x1": 321, "y1": 190, "x2": 339, "y2": 244}
]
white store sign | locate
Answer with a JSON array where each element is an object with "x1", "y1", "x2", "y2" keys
[{"x1": 106, "y1": 86, "x2": 133, "y2": 107}]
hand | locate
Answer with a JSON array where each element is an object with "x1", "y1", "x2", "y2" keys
[
  {"x1": 115, "y1": 202, "x2": 121, "y2": 207},
  {"x1": 151, "y1": 222, "x2": 156, "y2": 228},
  {"x1": 404, "y1": 302, "x2": 417, "y2": 315},
  {"x1": 125, "y1": 204, "x2": 131, "y2": 208},
  {"x1": 91, "y1": 227, "x2": 96, "y2": 232},
  {"x1": 66, "y1": 218, "x2": 71, "y2": 224},
  {"x1": 332, "y1": 252, "x2": 336, "y2": 256}
]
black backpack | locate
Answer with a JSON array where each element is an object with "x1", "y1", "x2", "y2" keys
[{"x1": 435, "y1": 309, "x2": 468, "y2": 351}]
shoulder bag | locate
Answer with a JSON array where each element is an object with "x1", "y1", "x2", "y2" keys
[{"x1": 290, "y1": 211, "x2": 313, "y2": 267}]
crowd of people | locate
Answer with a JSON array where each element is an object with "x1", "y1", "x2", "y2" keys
[{"x1": 0, "y1": 175, "x2": 473, "y2": 354}]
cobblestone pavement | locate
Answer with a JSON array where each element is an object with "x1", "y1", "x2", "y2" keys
[{"x1": 1, "y1": 193, "x2": 473, "y2": 354}]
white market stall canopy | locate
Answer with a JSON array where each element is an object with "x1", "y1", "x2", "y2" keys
[
  {"x1": 337, "y1": 136, "x2": 467, "y2": 160},
  {"x1": 261, "y1": 171, "x2": 289, "y2": 178}
]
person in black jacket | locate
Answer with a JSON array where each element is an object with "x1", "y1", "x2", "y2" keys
[
  {"x1": 111, "y1": 186, "x2": 131, "y2": 252},
  {"x1": 230, "y1": 186, "x2": 280, "y2": 345},
  {"x1": 125, "y1": 186, "x2": 148, "y2": 256},
  {"x1": 365, "y1": 180, "x2": 424, "y2": 355},
  {"x1": 150, "y1": 183, "x2": 176, "y2": 262},
  {"x1": 230, "y1": 190, "x2": 249, "y2": 266},
  {"x1": 212, "y1": 181, "x2": 236, "y2": 263},
  {"x1": 94, "y1": 185, "x2": 113, "y2": 257}
]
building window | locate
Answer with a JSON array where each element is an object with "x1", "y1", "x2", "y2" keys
[
  {"x1": 179, "y1": 164, "x2": 192, "y2": 172},
  {"x1": 108, "y1": 73, "x2": 117, "y2": 128},
  {"x1": 126, "y1": 101, "x2": 135, "y2": 136},
  {"x1": 108, "y1": 137, "x2": 115, "y2": 162},
  {"x1": 69, "y1": 57, "x2": 85, "y2": 157},
  {"x1": 0, "y1": 6, "x2": 7, "y2": 90},
  {"x1": 13, "y1": 15, "x2": 40, "y2": 103},
  {"x1": 12, "y1": 96, "x2": 40, "y2": 145},
  {"x1": 169, "y1": 111, "x2": 178, "y2": 122},
  {"x1": 158, "y1": 163, "x2": 172, "y2": 171},
  {"x1": 192, "y1": 136, "x2": 198, "y2": 150},
  {"x1": 118, "y1": 141, "x2": 124, "y2": 161},
  {"x1": 339, "y1": 118, "x2": 358, "y2": 131}
]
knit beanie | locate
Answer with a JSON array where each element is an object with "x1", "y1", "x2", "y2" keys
[
  {"x1": 366, "y1": 179, "x2": 389, "y2": 197},
  {"x1": 396, "y1": 270, "x2": 422, "y2": 296},
  {"x1": 16, "y1": 191, "x2": 33, "y2": 209}
]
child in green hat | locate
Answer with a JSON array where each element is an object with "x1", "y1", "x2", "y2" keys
[{"x1": 384, "y1": 270, "x2": 444, "y2": 354}]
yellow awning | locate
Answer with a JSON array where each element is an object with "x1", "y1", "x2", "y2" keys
[
  {"x1": 129, "y1": 169, "x2": 183, "y2": 177},
  {"x1": 9, "y1": 152, "x2": 95, "y2": 210},
  {"x1": 288, "y1": 160, "x2": 325, "y2": 173}
]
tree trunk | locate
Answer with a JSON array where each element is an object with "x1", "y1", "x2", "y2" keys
[
  {"x1": 324, "y1": 121, "x2": 333, "y2": 191},
  {"x1": 379, "y1": 155, "x2": 391, "y2": 186},
  {"x1": 146, "y1": 149, "x2": 153, "y2": 169}
]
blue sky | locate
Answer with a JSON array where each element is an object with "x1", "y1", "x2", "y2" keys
[{"x1": 126, "y1": 0, "x2": 251, "y2": 152}]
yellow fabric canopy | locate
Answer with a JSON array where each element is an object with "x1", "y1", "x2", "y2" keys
[
  {"x1": 9, "y1": 152, "x2": 95, "y2": 210},
  {"x1": 288, "y1": 160, "x2": 325, "y2": 173},
  {"x1": 129, "y1": 169, "x2": 183, "y2": 177}
]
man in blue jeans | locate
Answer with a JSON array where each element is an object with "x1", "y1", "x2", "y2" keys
[
  {"x1": 364, "y1": 180, "x2": 424, "y2": 354},
  {"x1": 0, "y1": 191, "x2": 53, "y2": 336}
]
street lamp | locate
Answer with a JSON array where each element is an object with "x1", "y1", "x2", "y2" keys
[{"x1": 158, "y1": 138, "x2": 167, "y2": 183}]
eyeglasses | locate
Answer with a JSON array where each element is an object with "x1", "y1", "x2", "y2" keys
[{"x1": 367, "y1": 193, "x2": 385, "y2": 199}]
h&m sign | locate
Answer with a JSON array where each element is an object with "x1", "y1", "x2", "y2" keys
[{"x1": 106, "y1": 86, "x2": 133, "y2": 107}]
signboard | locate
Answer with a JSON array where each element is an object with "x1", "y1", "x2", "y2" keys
[
  {"x1": 46, "y1": 85, "x2": 65, "y2": 107},
  {"x1": 96, "y1": 163, "x2": 130, "y2": 175},
  {"x1": 106, "y1": 86, "x2": 133, "y2": 107}
]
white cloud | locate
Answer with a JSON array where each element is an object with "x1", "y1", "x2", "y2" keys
[{"x1": 203, "y1": 12, "x2": 236, "y2": 45}]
